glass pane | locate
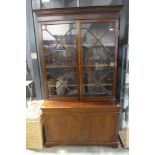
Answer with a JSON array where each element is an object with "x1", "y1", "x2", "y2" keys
[
  {"x1": 81, "y1": 22, "x2": 116, "y2": 96},
  {"x1": 41, "y1": 0, "x2": 77, "y2": 9},
  {"x1": 83, "y1": 67, "x2": 114, "y2": 96},
  {"x1": 79, "y1": 0, "x2": 121, "y2": 7},
  {"x1": 42, "y1": 23, "x2": 78, "y2": 97}
]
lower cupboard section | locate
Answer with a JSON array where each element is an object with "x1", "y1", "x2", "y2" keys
[{"x1": 42, "y1": 106, "x2": 120, "y2": 147}]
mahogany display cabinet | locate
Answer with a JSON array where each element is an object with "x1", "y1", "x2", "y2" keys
[{"x1": 34, "y1": 5, "x2": 122, "y2": 147}]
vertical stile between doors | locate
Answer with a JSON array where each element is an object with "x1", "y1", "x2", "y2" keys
[{"x1": 76, "y1": 20, "x2": 83, "y2": 99}]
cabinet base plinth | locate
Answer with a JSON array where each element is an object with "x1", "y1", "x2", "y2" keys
[{"x1": 45, "y1": 141, "x2": 118, "y2": 148}]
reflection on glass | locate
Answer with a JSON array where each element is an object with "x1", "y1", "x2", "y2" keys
[
  {"x1": 32, "y1": 0, "x2": 121, "y2": 9},
  {"x1": 41, "y1": 0, "x2": 77, "y2": 9},
  {"x1": 81, "y1": 22, "x2": 115, "y2": 96},
  {"x1": 79, "y1": 0, "x2": 121, "y2": 7},
  {"x1": 42, "y1": 24, "x2": 76, "y2": 66},
  {"x1": 42, "y1": 23, "x2": 77, "y2": 97}
]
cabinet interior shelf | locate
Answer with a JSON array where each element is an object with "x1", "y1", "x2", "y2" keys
[
  {"x1": 83, "y1": 64, "x2": 112, "y2": 67},
  {"x1": 46, "y1": 65, "x2": 77, "y2": 68},
  {"x1": 48, "y1": 84, "x2": 77, "y2": 87},
  {"x1": 46, "y1": 64, "x2": 114, "y2": 68},
  {"x1": 48, "y1": 84, "x2": 112, "y2": 87},
  {"x1": 83, "y1": 44, "x2": 115, "y2": 47},
  {"x1": 44, "y1": 44, "x2": 115, "y2": 48},
  {"x1": 84, "y1": 84, "x2": 112, "y2": 86}
]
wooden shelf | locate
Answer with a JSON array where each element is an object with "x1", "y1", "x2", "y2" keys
[
  {"x1": 44, "y1": 45, "x2": 76, "y2": 49},
  {"x1": 46, "y1": 65, "x2": 77, "y2": 68},
  {"x1": 83, "y1": 44, "x2": 115, "y2": 47},
  {"x1": 48, "y1": 84, "x2": 112, "y2": 87},
  {"x1": 46, "y1": 64, "x2": 114, "y2": 68},
  {"x1": 48, "y1": 84, "x2": 77, "y2": 87},
  {"x1": 44, "y1": 44, "x2": 114, "y2": 47},
  {"x1": 84, "y1": 84, "x2": 112, "y2": 86},
  {"x1": 83, "y1": 64, "x2": 110, "y2": 67},
  {"x1": 84, "y1": 92, "x2": 112, "y2": 95}
]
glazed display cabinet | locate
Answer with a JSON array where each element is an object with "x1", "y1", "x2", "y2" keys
[{"x1": 34, "y1": 6, "x2": 122, "y2": 147}]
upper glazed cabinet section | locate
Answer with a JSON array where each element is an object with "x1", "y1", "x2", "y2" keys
[{"x1": 34, "y1": 6, "x2": 122, "y2": 101}]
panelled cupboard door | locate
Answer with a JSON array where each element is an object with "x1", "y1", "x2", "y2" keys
[
  {"x1": 44, "y1": 113, "x2": 81, "y2": 141},
  {"x1": 82, "y1": 113, "x2": 118, "y2": 141}
]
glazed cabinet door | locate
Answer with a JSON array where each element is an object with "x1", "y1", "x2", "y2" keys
[
  {"x1": 41, "y1": 22, "x2": 79, "y2": 99},
  {"x1": 80, "y1": 20, "x2": 118, "y2": 98}
]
